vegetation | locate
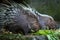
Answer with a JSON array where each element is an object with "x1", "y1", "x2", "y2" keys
[
  {"x1": 34, "y1": 29, "x2": 60, "y2": 40},
  {"x1": 0, "y1": 29, "x2": 60, "y2": 40}
]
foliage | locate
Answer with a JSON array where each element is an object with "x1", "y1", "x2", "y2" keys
[
  {"x1": 0, "y1": 33, "x2": 22, "y2": 40},
  {"x1": 33, "y1": 29, "x2": 60, "y2": 40},
  {"x1": 0, "y1": 29, "x2": 60, "y2": 40}
]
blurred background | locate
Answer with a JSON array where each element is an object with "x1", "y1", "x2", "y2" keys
[{"x1": 23, "y1": 0, "x2": 60, "y2": 21}]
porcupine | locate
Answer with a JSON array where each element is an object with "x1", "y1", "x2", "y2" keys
[{"x1": 0, "y1": 1, "x2": 40, "y2": 35}]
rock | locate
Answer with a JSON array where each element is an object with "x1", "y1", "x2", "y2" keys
[{"x1": 23, "y1": 35, "x2": 48, "y2": 40}]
